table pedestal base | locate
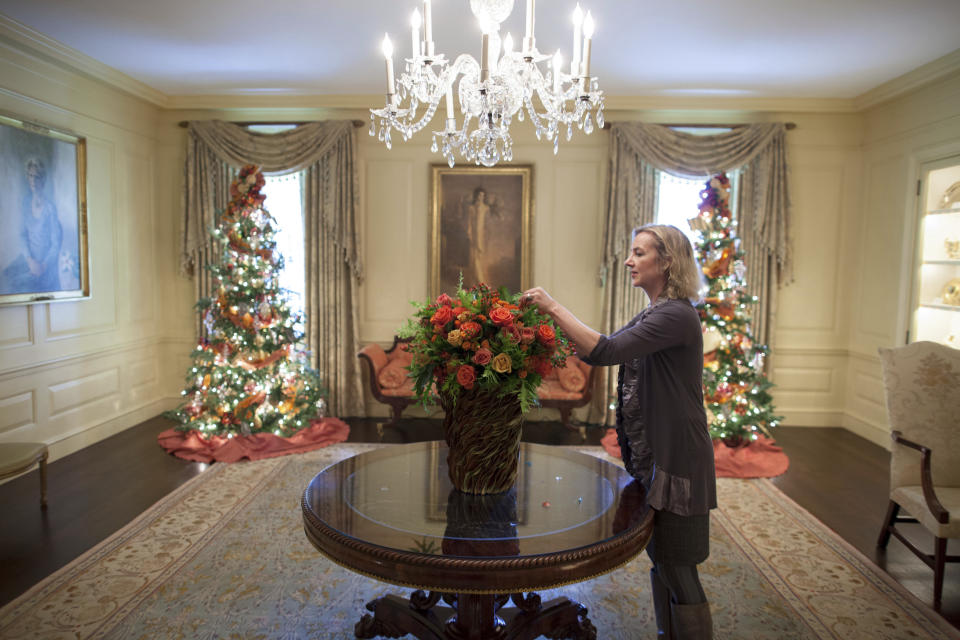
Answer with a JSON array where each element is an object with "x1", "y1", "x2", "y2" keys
[{"x1": 355, "y1": 590, "x2": 597, "y2": 640}]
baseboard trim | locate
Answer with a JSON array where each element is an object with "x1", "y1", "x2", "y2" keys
[
  {"x1": 841, "y1": 412, "x2": 890, "y2": 450},
  {"x1": 779, "y1": 408, "x2": 888, "y2": 448},
  {"x1": 45, "y1": 396, "x2": 180, "y2": 462}
]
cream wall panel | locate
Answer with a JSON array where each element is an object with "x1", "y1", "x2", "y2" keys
[
  {"x1": 775, "y1": 163, "x2": 845, "y2": 340},
  {"x1": 360, "y1": 158, "x2": 417, "y2": 340},
  {"x1": 853, "y1": 155, "x2": 906, "y2": 344},
  {"x1": 0, "y1": 306, "x2": 32, "y2": 348},
  {"x1": 49, "y1": 368, "x2": 120, "y2": 416},
  {"x1": 770, "y1": 366, "x2": 833, "y2": 393},
  {"x1": 0, "y1": 391, "x2": 34, "y2": 434},
  {"x1": 119, "y1": 152, "x2": 156, "y2": 324},
  {"x1": 842, "y1": 354, "x2": 888, "y2": 447}
]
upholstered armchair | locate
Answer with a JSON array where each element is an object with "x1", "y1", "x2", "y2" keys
[{"x1": 876, "y1": 341, "x2": 960, "y2": 611}]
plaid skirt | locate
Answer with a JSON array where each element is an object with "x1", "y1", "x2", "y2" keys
[{"x1": 645, "y1": 508, "x2": 710, "y2": 565}]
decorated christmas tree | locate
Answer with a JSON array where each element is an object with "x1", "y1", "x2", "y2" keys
[
  {"x1": 690, "y1": 173, "x2": 781, "y2": 444},
  {"x1": 165, "y1": 165, "x2": 326, "y2": 438}
]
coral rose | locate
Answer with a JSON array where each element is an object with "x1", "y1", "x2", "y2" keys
[
  {"x1": 436, "y1": 293, "x2": 453, "y2": 306},
  {"x1": 431, "y1": 306, "x2": 455, "y2": 327},
  {"x1": 536, "y1": 324, "x2": 556, "y2": 346},
  {"x1": 491, "y1": 353, "x2": 513, "y2": 374},
  {"x1": 473, "y1": 348, "x2": 492, "y2": 365},
  {"x1": 489, "y1": 306, "x2": 514, "y2": 327},
  {"x1": 456, "y1": 364, "x2": 476, "y2": 389}
]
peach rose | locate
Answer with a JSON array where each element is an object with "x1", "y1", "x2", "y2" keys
[
  {"x1": 447, "y1": 329, "x2": 464, "y2": 346},
  {"x1": 520, "y1": 327, "x2": 536, "y2": 344},
  {"x1": 536, "y1": 324, "x2": 556, "y2": 346},
  {"x1": 491, "y1": 353, "x2": 512, "y2": 374},
  {"x1": 489, "y1": 306, "x2": 514, "y2": 327}
]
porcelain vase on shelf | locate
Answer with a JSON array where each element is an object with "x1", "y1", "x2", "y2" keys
[{"x1": 441, "y1": 388, "x2": 523, "y2": 495}]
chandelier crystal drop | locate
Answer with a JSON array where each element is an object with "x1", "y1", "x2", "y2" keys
[{"x1": 370, "y1": 0, "x2": 604, "y2": 167}]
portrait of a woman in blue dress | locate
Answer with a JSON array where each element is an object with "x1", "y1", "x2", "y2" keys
[{"x1": 2, "y1": 158, "x2": 63, "y2": 295}]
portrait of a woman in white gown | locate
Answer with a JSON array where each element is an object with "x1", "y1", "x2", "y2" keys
[{"x1": 433, "y1": 166, "x2": 532, "y2": 297}]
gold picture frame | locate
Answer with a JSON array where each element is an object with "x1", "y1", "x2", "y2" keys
[
  {"x1": 0, "y1": 113, "x2": 89, "y2": 306},
  {"x1": 430, "y1": 164, "x2": 533, "y2": 297}
]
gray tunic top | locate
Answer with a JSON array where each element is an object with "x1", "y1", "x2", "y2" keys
[{"x1": 582, "y1": 298, "x2": 717, "y2": 516}]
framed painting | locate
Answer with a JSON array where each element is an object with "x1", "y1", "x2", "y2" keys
[
  {"x1": 430, "y1": 164, "x2": 533, "y2": 297},
  {"x1": 0, "y1": 113, "x2": 89, "y2": 306}
]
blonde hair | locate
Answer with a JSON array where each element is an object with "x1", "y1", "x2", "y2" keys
[{"x1": 632, "y1": 224, "x2": 703, "y2": 303}]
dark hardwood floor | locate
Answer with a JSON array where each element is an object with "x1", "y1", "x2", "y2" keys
[{"x1": 0, "y1": 419, "x2": 956, "y2": 630}]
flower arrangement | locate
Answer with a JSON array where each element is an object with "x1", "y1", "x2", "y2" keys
[{"x1": 399, "y1": 282, "x2": 570, "y2": 412}]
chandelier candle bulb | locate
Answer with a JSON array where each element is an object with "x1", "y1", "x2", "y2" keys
[
  {"x1": 381, "y1": 34, "x2": 395, "y2": 97},
  {"x1": 480, "y1": 32, "x2": 490, "y2": 82},
  {"x1": 553, "y1": 50, "x2": 562, "y2": 92},
  {"x1": 525, "y1": 0, "x2": 535, "y2": 42},
  {"x1": 410, "y1": 9, "x2": 421, "y2": 59},
  {"x1": 423, "y1": 0, "x2": 433, "y2": 56},
  {"x1": 581, "y1": 11, "x2": 594, "y2": 78},
  {"x1": 445, "y1": 87, "x2": 455, "y2": 120},
  {"x1": 571, "y1": 4, "x2": 583, "y2": 76}
]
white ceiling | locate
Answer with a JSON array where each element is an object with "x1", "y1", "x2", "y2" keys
[{"x1": 1, "y1": 0, "x2": 959, "y2": 99}]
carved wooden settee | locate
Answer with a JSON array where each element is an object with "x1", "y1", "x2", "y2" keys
[
  {"x1": 359, "y1": 337, "x2": 597, "y2": 427},
  {"x1": 536, "y1": 355, "x2": 597, "y2": 427},
  {"x1": 357, "y1": 337, "x2": 420, "y2": 424}
]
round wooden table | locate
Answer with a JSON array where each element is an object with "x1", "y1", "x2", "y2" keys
[{"x1": 301, "y1": 441, "x2": 653, "y2": 639}]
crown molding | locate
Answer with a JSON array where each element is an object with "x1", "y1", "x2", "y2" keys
[
  {"x1": 854, "y1": 48, "x2": 960, "y2": 111},
  {"x1": 164, "y1": 93, "x2": 377, "y2": 111},
  {"x1": 601, "y1": 95, "x2": 858, "y2": 114},
  {"x1": 165, "y1": 92, "x2": 858, "y2": 115},
  {"x1": 0, "y1": 14, "x2": 169, "y2": 108}
]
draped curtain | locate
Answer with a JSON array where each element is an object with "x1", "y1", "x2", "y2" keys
[
  {"x1": 588, "y1": 122, "x2": 791, "y2": 425},
  {"x1": 180, "y1": 119, "x2": 364, "y2": 417}
]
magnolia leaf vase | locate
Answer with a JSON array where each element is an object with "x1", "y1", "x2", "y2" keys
[{"x1": 441, "y1": 388, "x2": 523, "y2": 495}]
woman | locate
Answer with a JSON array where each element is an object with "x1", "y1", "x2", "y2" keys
[
  {"x1": 466, "y1": 186, "x2": 491, "y2": 285},
  {"x1": 2, "y1": 158, "x2": 62, "y2": 295},
  {"x1": 524, "y1": 224, "x2": 715, "y2": 639}
]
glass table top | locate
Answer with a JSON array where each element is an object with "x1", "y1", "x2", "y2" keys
[{"x1": 303, "y1": 441, "x2": 649, "y2": 558}]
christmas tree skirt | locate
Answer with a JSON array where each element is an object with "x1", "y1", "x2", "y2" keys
[
  {"x1": 157, "y1": 417, "x2": 349, "y2": 463},
  {"x1": 1, "y1": 444, "x2": 955, "y2": 639},
  {"x1": 600, "y1": 428, "x2": 790, "y2": 478}
]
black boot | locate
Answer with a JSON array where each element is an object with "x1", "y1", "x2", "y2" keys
[
  {"x1": 670, "y1": 601, "x2": 713, "y2": 639},
  {"x1": 649, "y1": 568, "x2": 673, "y2": 637}
]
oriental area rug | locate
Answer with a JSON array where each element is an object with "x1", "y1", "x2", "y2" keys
[{"x1": 1, "y1": 444, "x2": 956, "y2": 640}]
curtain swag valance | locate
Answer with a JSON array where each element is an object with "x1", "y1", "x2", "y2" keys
[
  {"x1": 605, "y1": 122, "x2": 791, "y2": 283},
  {"x1": 180, "y1": 119, "x2": 359, "y2": 279},
  {"x1": 610, "y1": 122, "x2": 785, "y2": 178}
]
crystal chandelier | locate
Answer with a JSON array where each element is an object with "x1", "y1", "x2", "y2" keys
[{"x1": 370, "y1": 0, "x2": 604, "y2": 167}]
